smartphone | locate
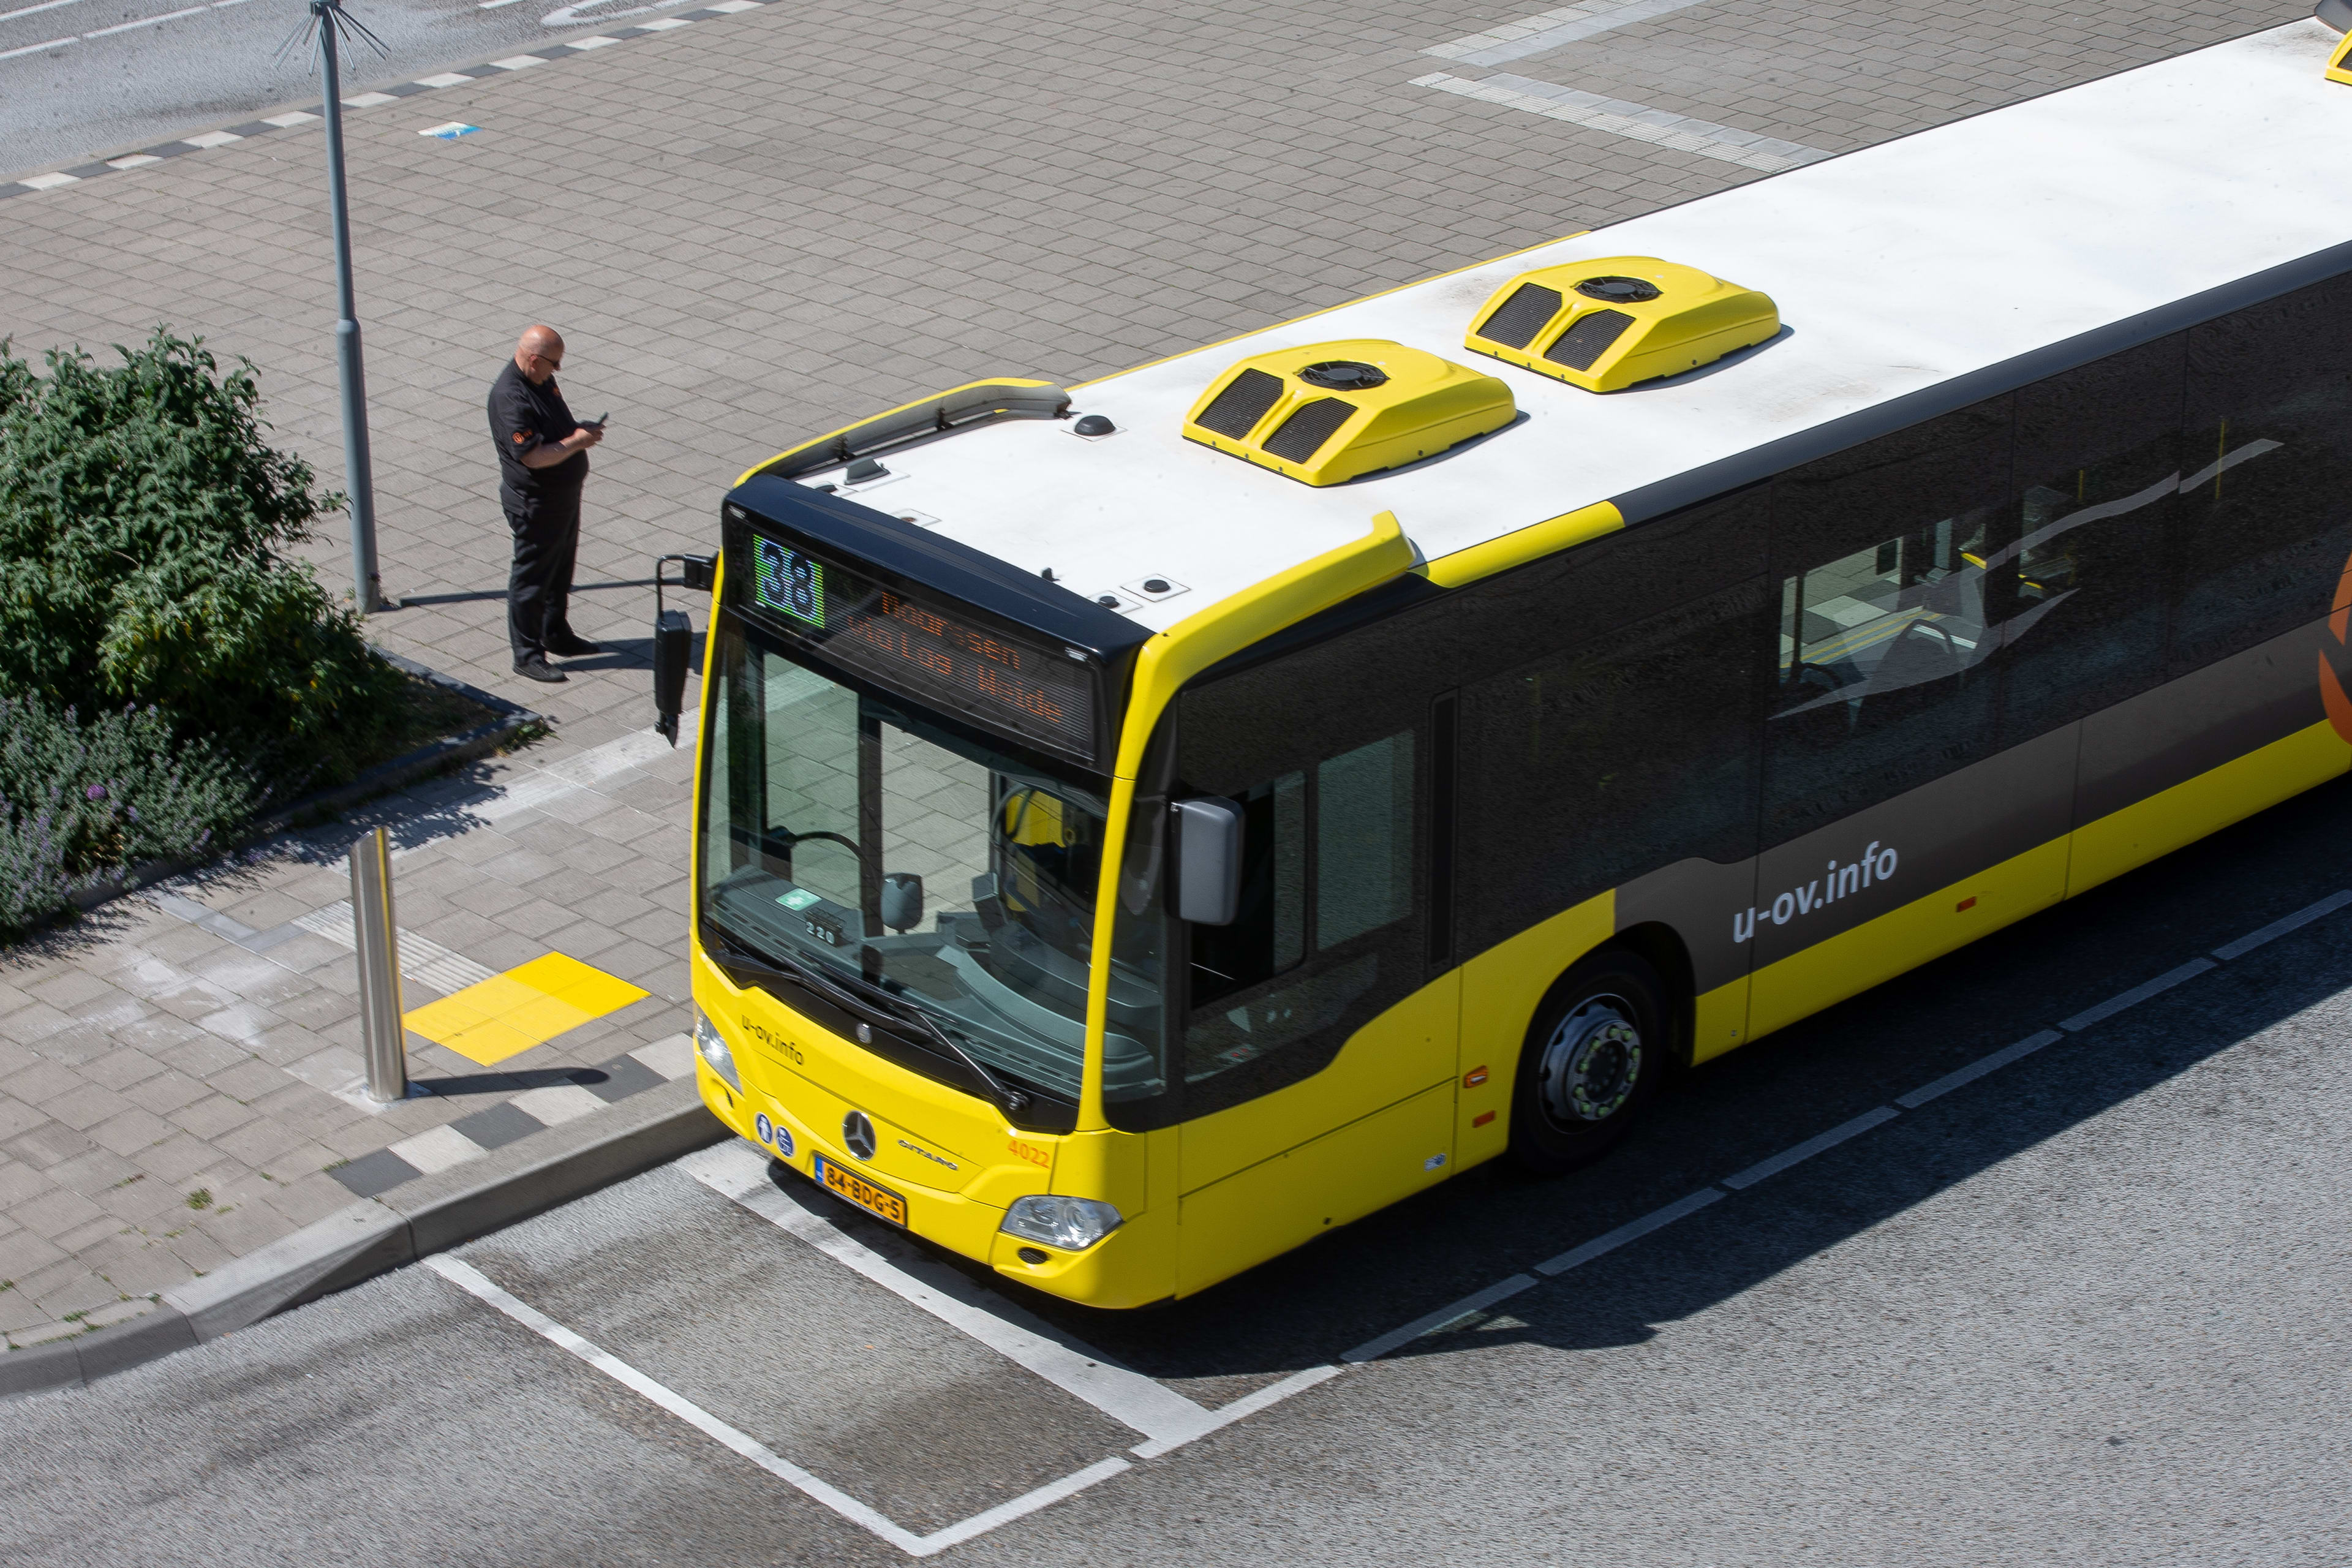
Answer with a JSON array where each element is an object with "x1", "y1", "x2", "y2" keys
[{"x1": 585, "y1": 412, "x2": 608, "y2": 430}]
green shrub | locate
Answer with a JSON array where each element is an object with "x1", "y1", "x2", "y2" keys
[
  {"x1": 0, "y1": 330, "x2": 403, "y2": 781},
  {"x1": 0, "y1": 696, "x2": 260, "y2": 938},
  {"x1": 0, "y1": 329, "x2": 410, "y2": 937}
]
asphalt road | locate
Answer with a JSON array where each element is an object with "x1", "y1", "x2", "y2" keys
[
  {"x1": 7, "y1": 769, "x2": 2352, "y2": 1565},
  {"x1": 0, "y1": 0, "x2": 698, "y2": 177}
]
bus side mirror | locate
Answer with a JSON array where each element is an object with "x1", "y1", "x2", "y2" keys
[
  {"x1": 1174, "y1": 797, "x2": 1243, "y2": 925},
  {"x1": 653, "y1": 608, "x2": 692, "y2": 745},
  {"x1": 653, "y1": 552, "x2": 717, "y2": 747}
]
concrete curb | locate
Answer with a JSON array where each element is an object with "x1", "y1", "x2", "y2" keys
[{"x1": 0, "y1": 1078, "x2": 726, "y2": 1402}]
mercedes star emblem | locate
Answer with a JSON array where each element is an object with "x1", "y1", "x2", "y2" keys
[{"x1": 842, "y1": 1110, "x2": 877, "y2": 1162}]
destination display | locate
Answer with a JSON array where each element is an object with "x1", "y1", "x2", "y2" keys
[{"x1": 741, "y1": 528, "x2": 1099, "y2": 764}]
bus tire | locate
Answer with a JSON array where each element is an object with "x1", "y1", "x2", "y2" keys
[{"x1": 1506, "y1": 949, "x2": 1669, "y2": 1176}]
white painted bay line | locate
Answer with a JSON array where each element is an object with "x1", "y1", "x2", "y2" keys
[
  {"x1": 2213, "y1": 888, "x2": 2352, "y2": 961},
  {"x1": 424, "y1": 1254, "x2": 930, "y2": 1555},
  {"x1": 682, "y1": 1142, "x2": 1219, "y2": 1447},
  {"x1": 1340, "y1": 1272, "x2": 1538, "y2": 1365},
  {"x1": 1721, "y1": 1106, "x2": 1899, "y2": 1191},
  {"x1": 1129, "y1": 1364, "x2": 1343, "y2": 1458},
  {"x1": 81, "y1": 2, "x2": 204, "y2": 37},
  {"x1": 0, "y1": 32, "x2": 73, "y2": 58},
  {"x1": 910, "y1": 1458, "x2": 1131, "y2": 1556},
  {"x1": 1412, "y1": 71, "x2": 1830, "y2": 173},
  {"x1": 0, "y1": 0, "x2": 80, "y2": 21},
  {"x1": 1425, "y1": 0, "x2": 1713, "y2": 66},
  {"x1": 1896, "y1": 1030, "x2": 2063, "y2": 1110},
  {"x1": 2058, "y1": 957, "x2": 2216, "y2": 1033},
  {"x1": 1535, "y1": 1185, "x2": 1723, "y2": 1275}
]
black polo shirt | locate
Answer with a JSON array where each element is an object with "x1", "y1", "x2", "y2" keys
[{"x1": 488, "y1": 359, "x2": 588, "y2": 510}]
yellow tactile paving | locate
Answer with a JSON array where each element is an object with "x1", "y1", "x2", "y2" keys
[{"x1": 402, "y1": 953, "x2": 649, "y2": 1066}]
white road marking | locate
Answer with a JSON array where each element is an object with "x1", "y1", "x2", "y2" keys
[
  {"x1": 2057, "y1": 957, "x2": 2216, "y2": 1033},
  {"x1": 1897, "y1": 1029, "x2": 2063, "y2": 1109},
  {"x1": 81, "y1": 2, "x2": 205, "y2": 37},
  {"x1": 0, "y1": 0, "x2": 80, "y2": 23},
  {"x1": 684, "y1": 1142, "x2": 1224, "y2": 1447},
  {"x1": 1341, "y1": 1273, "x2": 1539, "y2": 1364},
  {"x1": 15, "y1": 167, "x2": 78, "y2": 186},
  {"x1": 1721, "y1": 1106, "x2": 1899, "y2": 1190},
  {"x1": 1129, "y1": 1365, "x2": 1343, "y2": 1458},
  {"x1": 1535, "y1": 1184, "x2": 1724, "y2": 1274},
  {"x1": 1423, "y1": 0, "x2": 1714, "y2": 67},
  {"x1": 345, "y1": 91, "x2": 397, "y2": 105},
  {"x1": 489, "y1": 53, "x2": 546, "y2": 67},
  {"x1": 1412, "y1": 70, "x2": 1831, "y2": 173},
  {"x1": 909, "y1": 1458, "x2": 1132, "y2": 1555},
  {"x1": 179, "y1": 129, "x2": 241, "y2": 148},
  {"x1": 413, "y1": 70, "x2": 473, "y2": 87},
  {"x1": 0, "y1": 34, "x2": 73, "y2": 59},
  {"x1": 260, "y1": 110, "x2": 317, "y2": 126},
  {"x1": 478, "y1": 0, "x2": 524, "y2": 8},
  {"x1": 2213, "y1": 888, "x2": 2352, "y2": 961},
  {"x1": 104, "y1": 152, "x2": 159, "y2": 167},
  {"x1": 428, "y1": 1253, "x2": 1129, "y2": 1556}
]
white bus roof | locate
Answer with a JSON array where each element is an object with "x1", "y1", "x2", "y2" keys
[{"x1": 784, "y1": 20, "x2": 2352, "y2": 633}]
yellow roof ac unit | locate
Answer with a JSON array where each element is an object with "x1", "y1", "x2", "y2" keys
[
  {"x1": 1182, "y1": 339, "x2": 1515, "y2": 486},
  {"x1": 1464, "y1": 257, "x2": 1778, "y2": 393}
]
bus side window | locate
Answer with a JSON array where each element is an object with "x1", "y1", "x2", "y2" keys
[
  {"x1": 1316, "y1": 733, "x2": 1414, "y2": 950},
  {"x1": 1996, "y1": 334, "x2": 2182, "y2": 744},
  {"x1": 1764, "y1": 401, "x2": 2010, "y2": 848},
  {"x1": 2174, "y1": 271, "x2": 2352, "y2": 675}
]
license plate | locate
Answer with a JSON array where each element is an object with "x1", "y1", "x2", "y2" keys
[{"x1": 815, "y1": 1153, "x2": 907, "y2": 1227}]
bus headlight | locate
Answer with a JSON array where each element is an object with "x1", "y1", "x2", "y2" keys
[
  {"x1": 695, "y1": 1009, "x2": 742, "y2": 1093},
  {"x1": 1000, "y1": 1196, "x2": 1123, "y2": 1251}
]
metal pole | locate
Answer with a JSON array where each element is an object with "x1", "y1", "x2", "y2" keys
[
  {"x1": 314, "y1": 0, "x2": 385, "y2": 613},
  {"x1": 349, "y1": 827, "x2": 408, "y2": 1102}
]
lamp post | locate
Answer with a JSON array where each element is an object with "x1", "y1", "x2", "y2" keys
[{"x1": 306, "y1": 0, "x2": 390, "y2": 612}]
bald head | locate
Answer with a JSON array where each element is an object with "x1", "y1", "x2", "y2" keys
[{"x1": 515, "y1": 325, "x2": 564, "y2": 384}]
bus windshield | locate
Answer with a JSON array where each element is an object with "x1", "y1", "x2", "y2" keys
[{"x1": 699, "y1": 613, "x2": 1160, "y2": 1107}]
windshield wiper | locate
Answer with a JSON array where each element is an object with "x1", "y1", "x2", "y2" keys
[{"x1": 704, "y1": 924, "x2": 1035, "y2": 1114}]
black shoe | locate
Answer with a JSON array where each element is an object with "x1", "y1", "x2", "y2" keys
[
  {"x1": 545, "y1": 634, "x2": 601, "y2": 657},
  {"x1": 514, "y1": 657, "x2": 568, "y2": 684}
]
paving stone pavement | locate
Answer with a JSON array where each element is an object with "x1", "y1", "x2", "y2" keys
[{"x1": 0, "y1": 0, "x2": 2305, "y2": 1351}]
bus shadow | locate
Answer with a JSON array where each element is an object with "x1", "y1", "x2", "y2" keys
[{"x1": 1004, "y1": 772, "x2": 2352, "y2": 1384}]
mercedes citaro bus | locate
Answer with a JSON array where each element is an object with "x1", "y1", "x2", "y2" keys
[{"x1": 673, "y1": 20, "x2": 2352, "y2": 1306}]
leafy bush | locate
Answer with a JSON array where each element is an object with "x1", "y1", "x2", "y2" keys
[
  {"x1": 0, "y1": 696, "x2": 259, "y2": 937},
  {"x1": 0, "y1": 330, "x2": 408, "y2": 936},
  {"x1": 0, "y1": 330, "x2": 404, "y2": 781}
]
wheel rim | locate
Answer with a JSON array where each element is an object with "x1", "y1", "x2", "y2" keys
[{"x1": 1536, "y1": 993, "x2": 1643, "y2": 1128}]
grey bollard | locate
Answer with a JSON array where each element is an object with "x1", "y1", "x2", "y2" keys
[{"x1": 349, "y1": 827, "x2": 408, "y2": 1102}]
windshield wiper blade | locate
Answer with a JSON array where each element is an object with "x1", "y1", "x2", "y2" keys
[{"x1": 705, "y1": 926, "x2": 1032, "y2": 1114}]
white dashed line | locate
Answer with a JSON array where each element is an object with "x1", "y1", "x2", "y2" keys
[
  {"x1": 2057, "y1": 957, "x2": 2217, "y2": 1033},
  {"x1": 1424, "y1": 0, "x2": 1715, "y2": 66},
  {"x1": 1342, "y1": 1273, "x2": 1540, "y2": 1364},
  {"x1": 0, "y1": 34, "x2": 74, "y2": 59},
  {"x1": 2212, "y1": 888, "x2": 2352, "y2": 961},
  {"x1": 80, "y1": 2, "x2": 205, "y2": 37},
  {"x1": 1535, "y1": 1184, "x2": 1725, "y2": 1273},
  {"x1": 1341, "y1": 890, "x2": 2352, "y2": 1364},
  {"x1": 1412, "y1": 70, "x2": 1832, "y2": 173},
  {"x1": 0, "y1": 0, "x2": 82, "y2": 22},
  {"x1": 1721, "y1": 1106, "x2": 1899, "y2": 1190},
  {"x1": 1896, "y1": 1029, "x2": 2063, "y2": 1110}
]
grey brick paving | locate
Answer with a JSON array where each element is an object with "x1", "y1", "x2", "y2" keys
[{"x1": 0, "y1": 0, "x2": 2308, "y2": 1349}]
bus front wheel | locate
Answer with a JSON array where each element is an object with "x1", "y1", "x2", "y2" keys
[{"x1": 1506, "y1": 950, "x2": 1668, "y2": 1175}]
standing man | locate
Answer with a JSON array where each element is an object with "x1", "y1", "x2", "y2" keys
[{"x1": 489, "y1": 324, "x2": 603, "y2": 682}]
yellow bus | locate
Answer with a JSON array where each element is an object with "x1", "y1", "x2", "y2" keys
[{"x1": 668, "y1": 20, "x2": 2352, "y2": 1306}]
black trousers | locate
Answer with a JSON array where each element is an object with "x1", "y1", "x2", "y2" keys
[{"x1": 505, "y1": 491, "x2": 581, "y2": 663}]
